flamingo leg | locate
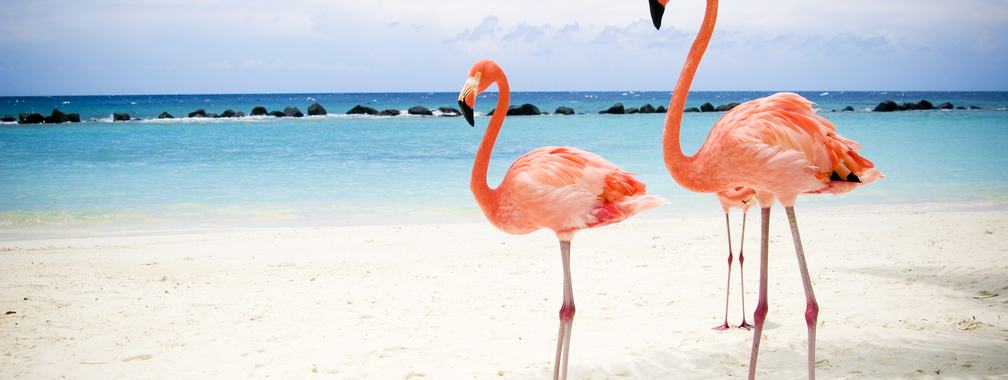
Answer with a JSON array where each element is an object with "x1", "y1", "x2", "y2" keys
[
  {"x1": 738, "y1": 210, "x2": 753, "y2": 330},
  {"x1": 748, "y1": 207, "x2": 771, "y2": 380},
  {"x1": 553, "y1": 240, "x2": 575, "y2": 380},
  {"x1": 785, "y1": 207, "x2": 818, "y2": 380},
  {"x1": 714, "y1": 212, "x2": 733, "y2": 331}
]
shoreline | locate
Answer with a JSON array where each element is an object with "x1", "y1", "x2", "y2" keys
[
  {"x1": 2, "y1": 206, "x2": 1006, "y2": 378},
  {"x1": 3, "y1": 199, "x2": 1007, "y2": 242}
]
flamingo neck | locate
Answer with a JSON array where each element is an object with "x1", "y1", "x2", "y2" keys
[
  {"x1": 471, "y1": 73, "x2": 510, "y2": 213},
  {"x1": 663, "y1": 0, "x2": 718, "y2": 192}
]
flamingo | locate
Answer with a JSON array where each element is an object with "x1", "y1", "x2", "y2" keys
[
  {"x1": 713, "y1": 186, "x2": 755, "y2": 331},
  {"x1": 648, "y1": 1, "x2": 883, "y2": 379},
  {"x1": 457, "y1": 59, "x2": 667, "y2": 380}
]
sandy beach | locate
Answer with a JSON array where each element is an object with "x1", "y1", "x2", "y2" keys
[{"x1": 2, "y1": 206, "x2": 1007, "y2": 379}]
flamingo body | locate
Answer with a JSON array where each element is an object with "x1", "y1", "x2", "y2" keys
[
  {"x1": 486, "y1": 145, "x2": 661, "y2": 239},
  {"x1": 458, "y1": 58, "x2": 666, "y2": 380},
  {"x1": 682, "y1": 92, "x2": 882, "y2": 207},
  {"x1": 717, "y1": 186, "x2": 755, "y2": 213}
]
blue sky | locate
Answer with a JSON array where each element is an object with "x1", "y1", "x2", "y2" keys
[{"x1": 1, "y1": 0, "x2": 1006, "y2": 96}]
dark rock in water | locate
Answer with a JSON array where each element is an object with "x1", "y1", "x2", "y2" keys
[
  {"x1": 235, "y1": 111, "x2": 246, "y2": 117},
  {"x1": 555, "y1": 106, "x2": 574, "y2": 115},
  {"x1": 626, "y1": 107, "x2": 640, "y2": 114},
  {"x1": 347, "y1": 105, "x2": 379, "y2": 115},
  {"x1": 873, "y1": 100, "x2": 900, "y2": 112},
  {"x1": 284, "y1": 107, "x2": 303, "y2": 117},
  {"x1": 45, "y1": 109, "x2": 70, "y2": 124},
  {"x1": 113, "y1": 113, "x2": 130, "y2": 121},
  {"x1": 205, "y1": 113, "x2": 219, "y2": 118},
  {"x1": 875, "y1": 100, "x2": 943, "y2": 112},
  {"x1": 656, "y1": 105, "x2": 667, "y2": 113},
  {"x1": 189, "y1": 109, "x2": 207, "y2": 118},
  {"x1": 220, "y1": 109, "x2": 237, "y2": 118},
  {"x1": 716, "y1": 103, "x2": 740, "y2": 112},
  {"x1": 19, "y1": 113, "x2": 43, "y2": 124},
  {"x1": 438, "y1": 106, "x2": 461, "y2": 116},
  {"x1": 67, "y1": 113, "x2": 80, "y2": 122},
  {"x1": 379, "y1": 109, "x2": 400, "y2": 116},
  {"x1": 639, "y1": 104, "x2": 656, "y2": 113},
  {"x1": 700, "y1": 102, "x2": 715, "y2": 112},
  {"x1": 504, "y1": 106, "x2": 524, "y2": 115},
  {"x1": 514, "y1": 103, "x2": 541, "y2": 116},
  {"x1": 271, "y1": 111, "x2": 285, "y2": 117},
  {"x1": 842, "y1": 106, "x2": 855, "y2": 112},
  {"x1": 937, "y1": 102, "x2": 953, "y2": 110},
  {"x1": 684, "y1": 107, "x2": 700, "y2": 113},
  {"x1": 408, "y1": 106, "x2": 433, "y2": 116},
  {"x1": 600, "y1": 103, "x2": 625, "y2": 114},
  {"x1": 969, "y1": 105, "x2": 982, "y2": 110},
  {"x1": 307, "y1": 103, "x2": 327, "y2": 116},
  {"x1": 52, "y1": 109, "x2": 70, "y2": 122},
  {"x1": 251, "y1": 106, "x2": 269, "y2": 116},
  {"x1": 159, "y1": 112, "x2": 174, "y2": 119},
  {"x1": 491, "y1": 104, "x2": 540, "y2": 116},
  {"x1": 2, "y1": 115, "x2": 16, "y2": 122}
]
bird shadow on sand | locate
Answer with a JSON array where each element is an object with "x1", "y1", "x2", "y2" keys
[
  {"x1": 832, "y1": 263, "x2": 1008, "y2": 303},
  {"x1": 494, "y1": 342, "x2": 802, "y2": 380}
]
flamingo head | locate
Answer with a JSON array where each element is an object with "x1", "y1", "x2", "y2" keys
[
  {"x1": 458, "y1": 59, "x2": 503, "y2": 127},
  {"x1": 649, "y1": 0, "x2": 669, "y2": 30}
]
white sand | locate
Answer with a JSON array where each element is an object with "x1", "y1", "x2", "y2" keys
[{"x1": 2, "y1": 207, "x2": 1007, "y2": 379}]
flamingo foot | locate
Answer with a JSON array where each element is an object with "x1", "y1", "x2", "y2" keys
[
  {"x1": 712, "y1": 321, "x2": 730, "y2": 331},
  {"x1": 739, "y1": 319, "x2": 753, "y2": 330}
]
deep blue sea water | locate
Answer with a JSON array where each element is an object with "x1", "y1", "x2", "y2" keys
[{"x1": 2, "y1": 91, "x2": 1006, "y2": 239}]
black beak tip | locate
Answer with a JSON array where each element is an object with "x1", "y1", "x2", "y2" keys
[
  {"x1": 649, "y1": 0, "x2": 665, "y2": 30},
  {"x1": 459, "y1": 100, "x2": 475, "y2": 127}
]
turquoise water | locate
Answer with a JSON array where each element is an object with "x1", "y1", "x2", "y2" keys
[{"x1": 2, "y1": 92, "x2": 1006, "y2": 238}]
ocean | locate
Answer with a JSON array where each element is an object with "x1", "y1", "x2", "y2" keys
[{"x1": 2, "y1": 91, "x2": 1006, "y2": 239}]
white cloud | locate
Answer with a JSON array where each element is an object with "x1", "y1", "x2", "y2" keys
[
  {"x1": 501, "y1": 22, "x2": 549, "y2": 43},
  {"x1": 451, "y1": 16, "x2": 500, "y2": 42},
  {"x1": 208, "y1": 60, "x2": 232, "y2": 69}
]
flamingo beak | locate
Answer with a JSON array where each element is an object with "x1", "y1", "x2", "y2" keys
[
  {"x1": 459, "y1": 99, "x2": 474, "y2": 127},
  {"x1": 458, "y1": 73, "x2": 481, "y2": 127},
  {"x1": 649, "y1": 0, "x2": 665, "y2": 30}
]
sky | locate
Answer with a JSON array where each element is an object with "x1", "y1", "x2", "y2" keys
[{"x1": 1, "y1": 0, "x2": 1006, "y2": 96}]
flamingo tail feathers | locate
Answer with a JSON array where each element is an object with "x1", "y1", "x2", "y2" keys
[
  {"x1": 814, "y1": 150, "x2": 883, "y2": 195},
  {"x1": 592, "y1": 171, "x2": 668, "y2": 227}
]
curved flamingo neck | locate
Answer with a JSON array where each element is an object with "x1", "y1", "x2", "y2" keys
[
  {"x1": 471, "y1": 70, "x2": 510, "y2": 212},
  {"x1": 663, "y1": 0, "x2": 718, "y2": 192}
]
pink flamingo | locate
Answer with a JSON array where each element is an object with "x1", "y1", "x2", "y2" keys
[
  {"x1": 713, "y1": 186, "x2": 755, "y2": 331},
  {"x1": 457, "y1": 59, "x2": 667, "y2": 380},
  {"x1": 649, "y1": 1, "x2": 883, "y2": 379}
]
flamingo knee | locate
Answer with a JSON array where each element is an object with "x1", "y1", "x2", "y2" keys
[
  {"x1": 559, "y1": 303, "x2": 576, "y2": 322},
  {"x1": 753, "y1": 299, "x2": 768, "y2": 326},
  {"x1": 805, "y1": 301, "x2": 818, "y2": 328}
]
